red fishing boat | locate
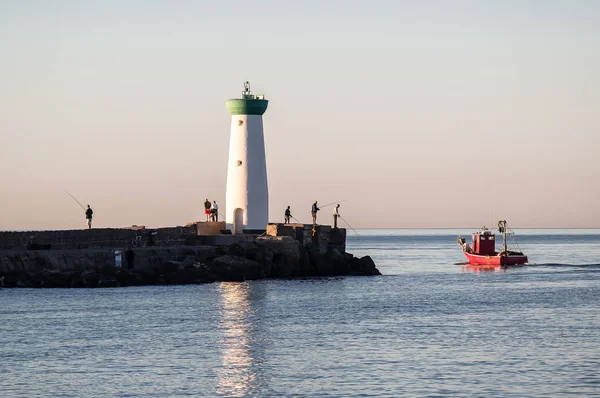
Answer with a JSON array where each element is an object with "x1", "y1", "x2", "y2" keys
[{"x1": 457, "y1": 220, "x2": 528, "y2": 266}]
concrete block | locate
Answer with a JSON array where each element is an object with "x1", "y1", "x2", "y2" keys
[{"x1": 197, "y1": 222, "x2": 226, "y2": 236}]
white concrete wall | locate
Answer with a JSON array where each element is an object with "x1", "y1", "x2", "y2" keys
[{"x1": 225, "y1": 114, "x2": 269, "y2": 229}]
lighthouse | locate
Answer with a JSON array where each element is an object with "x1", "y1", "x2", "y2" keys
[{"x1": 225, "y1": 82, "x2": 269, "y2": 231}]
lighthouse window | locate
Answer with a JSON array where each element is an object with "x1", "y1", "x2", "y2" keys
[
  {"x1": 238, "y1": 120, "x2": 244, "y2": 126},
  {"x1": 237, "y1": 160, "x2": 243, "y2": 166}
]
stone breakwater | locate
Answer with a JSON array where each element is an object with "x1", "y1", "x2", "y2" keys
[{"x1": 0, "y1": 235, "x2": 380, "y2": 288}]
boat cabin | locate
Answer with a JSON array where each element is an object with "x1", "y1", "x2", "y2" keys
[{"x1": 471, "y1": 230, "x2": 495, "y2": 255}]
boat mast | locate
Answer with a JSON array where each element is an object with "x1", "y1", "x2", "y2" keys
[{"x1": 498, "y1": 220, "x2": 508, "y2": 253}]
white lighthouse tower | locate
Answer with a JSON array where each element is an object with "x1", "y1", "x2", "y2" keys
[{"x1": 225, "y1": 82, "x2": 269, "y2": 231}]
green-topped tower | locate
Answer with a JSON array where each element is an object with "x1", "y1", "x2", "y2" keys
[{"x1": 225, "y1": 82, "x2": 270, "y2": 232}]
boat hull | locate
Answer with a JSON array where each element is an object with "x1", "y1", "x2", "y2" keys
[{"x1": 463, "y1": 252, "x2": 528, "y2": 266}]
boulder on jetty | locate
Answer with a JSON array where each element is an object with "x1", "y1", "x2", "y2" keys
[{"x1": 0, "y1": 225, "x2": 380, "y2": 288}]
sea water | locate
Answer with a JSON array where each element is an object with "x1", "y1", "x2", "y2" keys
[{"x1": 1, "y1": 229, "x2": 599, "y2": 397}]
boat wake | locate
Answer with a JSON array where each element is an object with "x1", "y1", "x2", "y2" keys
[
  {"x1": 529, "y1": 263, "x2": 600, "y2": 268},
  {"x1": 455, "y1": 262, "x2": 600, "y2": 269}
]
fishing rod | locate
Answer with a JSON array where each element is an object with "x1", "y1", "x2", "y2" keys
[
  {"x1": 207, "y1": 211, "x2": 226, "y2": 222},
  {"x1": 340, "y1": 215, "x2": 359, "y2": 236},
  {"x1": 291, "y1": 216, "x2": 302, "y2": 224},
  {"x1": 64, "y1": 189, "x2": 86, "y2": 210},
  {"x1": 318, "y1": 200, "x2": 346, "y2": 209}
]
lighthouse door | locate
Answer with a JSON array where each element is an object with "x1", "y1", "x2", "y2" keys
[{"x1": 233, "y1": 208, "x2": 244, "y2": 235}]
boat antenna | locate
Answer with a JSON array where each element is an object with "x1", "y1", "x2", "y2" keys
[{"x1": 498, "y1": 220, "x2": 508, "y2": 253}]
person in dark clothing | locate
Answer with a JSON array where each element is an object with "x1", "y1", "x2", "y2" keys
[
  {"x1": 125, "y1": 246, "x2": 135, "y2": 270},
  {"x1": 85, "y1": 205, "x2": 93, "y2": 229},
  {"x1": 204, "y1": 198, "x2": 211, "y2": 222},
  {"x1": 284, "y1": 206, "x2": 292, "y2": 224},
  {"x1": 311, "y1": 201, "x2": 320, "y2": 225}
]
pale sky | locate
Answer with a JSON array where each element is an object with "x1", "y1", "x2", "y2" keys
[{"x1": 1, "y1": 0, "x2": 599, "y2": 230}]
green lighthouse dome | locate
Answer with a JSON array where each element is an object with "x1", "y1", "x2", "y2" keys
[{"x1": 226, "y1": 81, "x2": 268, "y2": 115}]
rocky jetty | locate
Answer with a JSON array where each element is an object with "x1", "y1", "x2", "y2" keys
[{"x1": 0, "y1": 236, "x2": 380, "y2": 288}]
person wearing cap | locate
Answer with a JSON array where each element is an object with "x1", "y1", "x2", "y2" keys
[{"x1": 333, "y1": 204, "x2": 341, "y2": 228}]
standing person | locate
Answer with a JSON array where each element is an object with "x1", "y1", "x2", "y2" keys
[
  {"x1": 204, "y1": 198, "x2": 211, "y2": 222},
  {"x1": 311, "y1": 201, "x2": 320, "y2": 225},
  {"x1": 284, "y1": 206, "x2": 292, "y2": 224},
  {"x1": 211, "y1": 201, "x2": 219, "y2": 222},
  {"x1": 333, "y1": 204, "x2": 341, "y2": 228},
  {"x1": 85, "y1": 205, "x2": 93, "y2": 229}
]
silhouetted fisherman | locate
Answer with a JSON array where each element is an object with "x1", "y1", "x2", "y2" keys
[
  {"x1": 85, "y1": 205, "x2": 93, "y2": 229},
  {"x1": 333, "y1": 204, "x2": 341, "y2": 228},
  {"x1": 285, "y1": 206, "x2": 292, "y2": 224},
  {"x1": 311, "y1": 201, "x2": 320, "y2": 225}
]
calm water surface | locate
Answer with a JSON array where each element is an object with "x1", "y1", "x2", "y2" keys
[{"x1": 1, "y1": 229, "x2": 599, "y2": 397}]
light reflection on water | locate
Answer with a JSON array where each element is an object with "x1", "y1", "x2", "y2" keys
[
  {"x1": 0, "y1": 230, "x2": 599, "y2": 396},
  {"x1": 462, "y1": 264, "x2": 504, "y2": 273},
  {"x1": 215, "y1": 282, "x2": 256, "y2": 396}
]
